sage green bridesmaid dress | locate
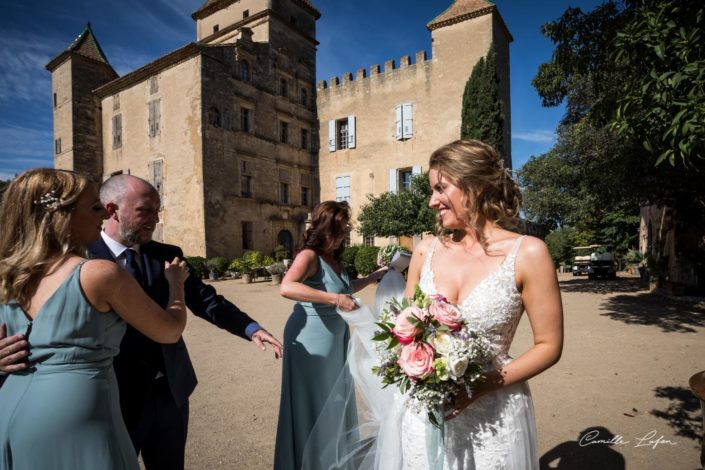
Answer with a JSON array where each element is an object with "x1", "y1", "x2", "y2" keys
[
  {"x1": 0, "y1": 262, "x2": 138, "y2": 470},
  {"x1": 274, "y1": 257, "x2": 358, "y2": 470}
]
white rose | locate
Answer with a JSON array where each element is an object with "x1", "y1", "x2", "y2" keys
[
  {"x1": 430, "y1": 332, "x2": 454, "y2": 355},
  {"x1": 448, "y1": 355, "x2": 469, "y2": 380}
]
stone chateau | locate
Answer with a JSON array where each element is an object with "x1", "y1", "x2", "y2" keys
[{"x1": 47, "y1": 0, "x2": 511, "y2": 257}]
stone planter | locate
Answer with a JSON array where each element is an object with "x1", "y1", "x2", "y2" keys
[
  {"x1": 271, "y1": 273, "x2": 283, "y2": 285},
  {"x1": 208, "y1": 271, "x2": 218, "y2": 281},
  {"x1": 243, "y1": 273, "x2": 253, "y2": 284}
]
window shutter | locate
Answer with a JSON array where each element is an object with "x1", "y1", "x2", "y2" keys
[
  {"x1": 395, "y1": 105, "x2": 403, "y2": 140},
  {"x1": 148, "y1": 102, "x2": 154, "y2": 136},
  {"x1": 402, "y1": 103, "x2": 413, "y2": 139},
  {"x1": 156, "y1": 100, "x2": 161, "y2": 135},
  {"x1": 412, "y1": 165, "x2": 422, "y2": 175},
  {"x1": 389, "y1": 168, "x2": 398, "y2": 194},
  {"x1": 347, "y1": 115, "x2": 356, "y2": 149},
  {"x1": 328, "y1": 120, "x2": 336, "y2": 152}
]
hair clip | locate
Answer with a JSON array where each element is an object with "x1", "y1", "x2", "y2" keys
[{"x1": 33, "y1": 190, "x2": 65, "y2": 211}]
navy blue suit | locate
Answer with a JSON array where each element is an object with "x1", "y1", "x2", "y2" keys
[{"x1": 88, "y1": 238, "x2": 256, "y2": 469}]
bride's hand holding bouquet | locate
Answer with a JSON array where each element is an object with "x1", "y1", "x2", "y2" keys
[{"x1": 371, "y1": 285, "x2": 490, "y2": 427}]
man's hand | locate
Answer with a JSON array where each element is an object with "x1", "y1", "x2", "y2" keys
[
  {"x1": 0, "y1": 324, "x2": 29, "y2": 373},
  {"x1": 251, "y1": 329, "x2": 283, "y2": 359}
]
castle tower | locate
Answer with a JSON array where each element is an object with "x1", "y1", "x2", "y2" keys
[
  {"x1": 315, "y1": 0, "x2": 512, "y2": 247},
  {"x1": 46, "y1": 24, "x2": 118, "y2": 181},
  {"x1": 428, "y1": 0, "x2": 513, "y2": 166}
]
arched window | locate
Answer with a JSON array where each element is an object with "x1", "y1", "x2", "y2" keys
[{"x1": 277, "y1": 230, "x2": 293, "y2": 258}]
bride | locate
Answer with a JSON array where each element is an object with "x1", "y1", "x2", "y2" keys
[{"x1": 304, "y1": 140, "x2": 563, "y2": 469}]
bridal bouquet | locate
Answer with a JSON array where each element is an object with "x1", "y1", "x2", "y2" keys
[{"x1": 371, "y1": 285, "x2": 490, "y2": 426}]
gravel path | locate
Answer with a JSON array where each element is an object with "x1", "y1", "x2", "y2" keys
[{"x1": 179, "y1": 273, "x2": 704, "y2": 469}]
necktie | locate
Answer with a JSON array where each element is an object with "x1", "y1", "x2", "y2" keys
[{"x1": 123, "y1": 248, "x2": 145, "y2": 287}]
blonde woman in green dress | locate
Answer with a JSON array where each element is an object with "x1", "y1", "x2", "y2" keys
[{"x1": 0, "y1": 169, "x2": 188, "y2": 469}]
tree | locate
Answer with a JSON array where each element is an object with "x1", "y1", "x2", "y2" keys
[
  {"x1": 460, "y1": 46, "x2": 505, "y2": 155},
  {"x1": 612, "y1": 0, "x2": 705, "y2": 169},
  {"x1": 530, "y1": 0, "x2": 705, "y2": 283},
  {"x1": 357, "y1": 174, "x2": 435, "y2": 238}
]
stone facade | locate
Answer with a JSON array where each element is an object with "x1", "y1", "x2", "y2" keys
[
  {"x1": 47, "y1": 0, "x2": 511, "y2": 256},
  {"x1": 47, "y1": 25, "x2": 117, "y2": 182},
  {"x1": 316, "y1": 0, "x2": 512, "y2": 245},
  {"x1": 47, "y1": 1, "x2": 320, "y2": 259}
]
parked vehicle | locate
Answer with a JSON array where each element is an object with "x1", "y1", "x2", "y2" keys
[{"x1": 572, "y1": 245, "x2": 617, "y2": 280}]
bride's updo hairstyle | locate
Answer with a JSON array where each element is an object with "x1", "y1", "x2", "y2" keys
[
  {"x1": 0, "y1": 168, "x2": 88, "y2": 305},
  {"x1": 429, "y1": 139, "x2": 522, "y2": 248},
  {"x1": 298, "y1": 200, "x2": 351, "y2": 260}
]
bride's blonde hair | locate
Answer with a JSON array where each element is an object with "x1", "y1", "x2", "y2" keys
[
  {"x1": 0, "y1": 168, "x2": 88, "y2": 305},
  {"x1": 429, "y1": 140, "x2": 521, "y2": 248}
]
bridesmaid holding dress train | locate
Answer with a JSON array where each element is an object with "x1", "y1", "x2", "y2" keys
[{"x1": 274, "y1": 201, "x2": 387, "y2": 470}]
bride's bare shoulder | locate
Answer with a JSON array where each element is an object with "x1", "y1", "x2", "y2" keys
[{"x1": 412, "y1": 236, "x2": 437, "y2": 257}]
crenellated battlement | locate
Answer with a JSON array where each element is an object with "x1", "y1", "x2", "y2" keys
[{"x1": 316, "y1": 50, "x2": 430, "y2": 94}]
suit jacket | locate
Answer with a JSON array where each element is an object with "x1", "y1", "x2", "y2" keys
[{"x1": 88, "y1": 238, "x2": 255, "y2": 420}]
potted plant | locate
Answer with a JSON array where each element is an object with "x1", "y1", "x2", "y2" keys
[
  {"x1": 229, "y1": 258, "x2": 253, "y2": 283},
  {"x1": 205, "y1": 256, "x2": 229, "y2": 280},
  {"x1": 267, "y1": 262, "x2": 286, "y2": 285}
]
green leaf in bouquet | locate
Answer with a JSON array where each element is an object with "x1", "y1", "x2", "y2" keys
[
  {"x1": 407, "y1": 315, "x2": 421, "y2": 326},
  {"x1": 372, "y1": 332, "x2": 391, "y2": 341},
  {"x1": 428, "y1": 411, "x2": 442, "y2": 429},
  {"x1": 386, "y1": 336, "x2": 399, "y2": 349},
  {"x1": 375, "y1": 322, "x2": 391, "y2": 333}
]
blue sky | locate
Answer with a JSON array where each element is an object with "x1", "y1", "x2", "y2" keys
[{"x1": 0, "y1": 0, "x2": 603, "y2": 180}]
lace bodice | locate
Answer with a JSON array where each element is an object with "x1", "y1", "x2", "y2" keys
[
  {"x1": 418, "y1": 236, "x2": 525, "y2": 365},
  {"x1": 401, "y1": 235, "x2": 538, "y2": 469}
]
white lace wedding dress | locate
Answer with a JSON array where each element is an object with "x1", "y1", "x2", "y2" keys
[
  {"x1": 400, "y1": 235, "x2": 539, "y2": 469},
  {"x1": 301, "y1": 236, "x2": 539, "y2": 470}
]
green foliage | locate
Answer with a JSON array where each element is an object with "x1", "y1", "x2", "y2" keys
[
  {"x1": 544, "y1": 228, "x2": 577, "y2": 267},
  {"x1": 612, "y1": 0, "x2": 705, "y2": 169},
  {"x1": 341, "y1": 245, "x2": 361, "y2": 279},
  {"x1": 262, "y1": 255, "x2": 276, "y2": 267},
  {"x1": 228, "y1": 258, "x2": 251, "y2": 274},
  {"x1": 357, "y1": 173, "x2": 435, "y2": 238},
  {"x1": 242, "y1": 250, "x2": 265, "y2": 267},
  {"x1": 377, "y1": 244, "x2": 410, "y2": 267},
  {"x1": 354, "y1": 246, "x2": 380, "y2": 276},
  {"x1": 624, "y1": 249, "x2": 643, "y2": 265},
  {"x1": 266, "y1": 262, "x2": 286, "y2": 275},
  {"x1": 460, "y1": 46, "x2": 505, "y2": 155},
  {"x1": 531, "y1": 0, "x2": 705, "y2": 285},
  {"x1": 185, "y1": 256, "x2": 207, "y2": 278},
  {"x1": 205, "y1": 256, "x2": 229, "y2": 276},
  {"x1": 274, "y1": 244, "x2": 289, "y2": 261}
]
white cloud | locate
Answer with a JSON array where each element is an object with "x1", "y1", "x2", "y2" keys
[
  {"x1": 513, "y1": 130, "x2": 556, "y2": 144},
  {"x1": 0, "y1": 32, "x2": 56, "y2": 103},
  {"x1": 0, "y1": 125, "x2": 53, "y2": 159}
]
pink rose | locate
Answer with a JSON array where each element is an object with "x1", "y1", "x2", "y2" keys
[
  {"x1": 397, "y1": 342, "x2": 435, "y2": 379},
  {"x1": 392, "y1": 306, "x2": 425, "y2": 344},
  {"x1": 429, "y1": 301, "x2": 463, "y2": 331}
]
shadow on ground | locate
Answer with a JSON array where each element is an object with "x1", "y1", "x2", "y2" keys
[
  {"x1": 558, "y1": 276, "x2": 642, "y2": 295},
  {"x1": 651, "y1": 386, "x2": 703, "y2": 444},
  {"x1": 598, "y1": 292, "x2": 705, "y2": 333},
  {"x1": 540, "y1": 426, "x2": 626, "y2": 470}
]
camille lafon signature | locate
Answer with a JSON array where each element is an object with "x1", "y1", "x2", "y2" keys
[{"x1": 578, "y1": 429, "x2": 677, "y2": 450}]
